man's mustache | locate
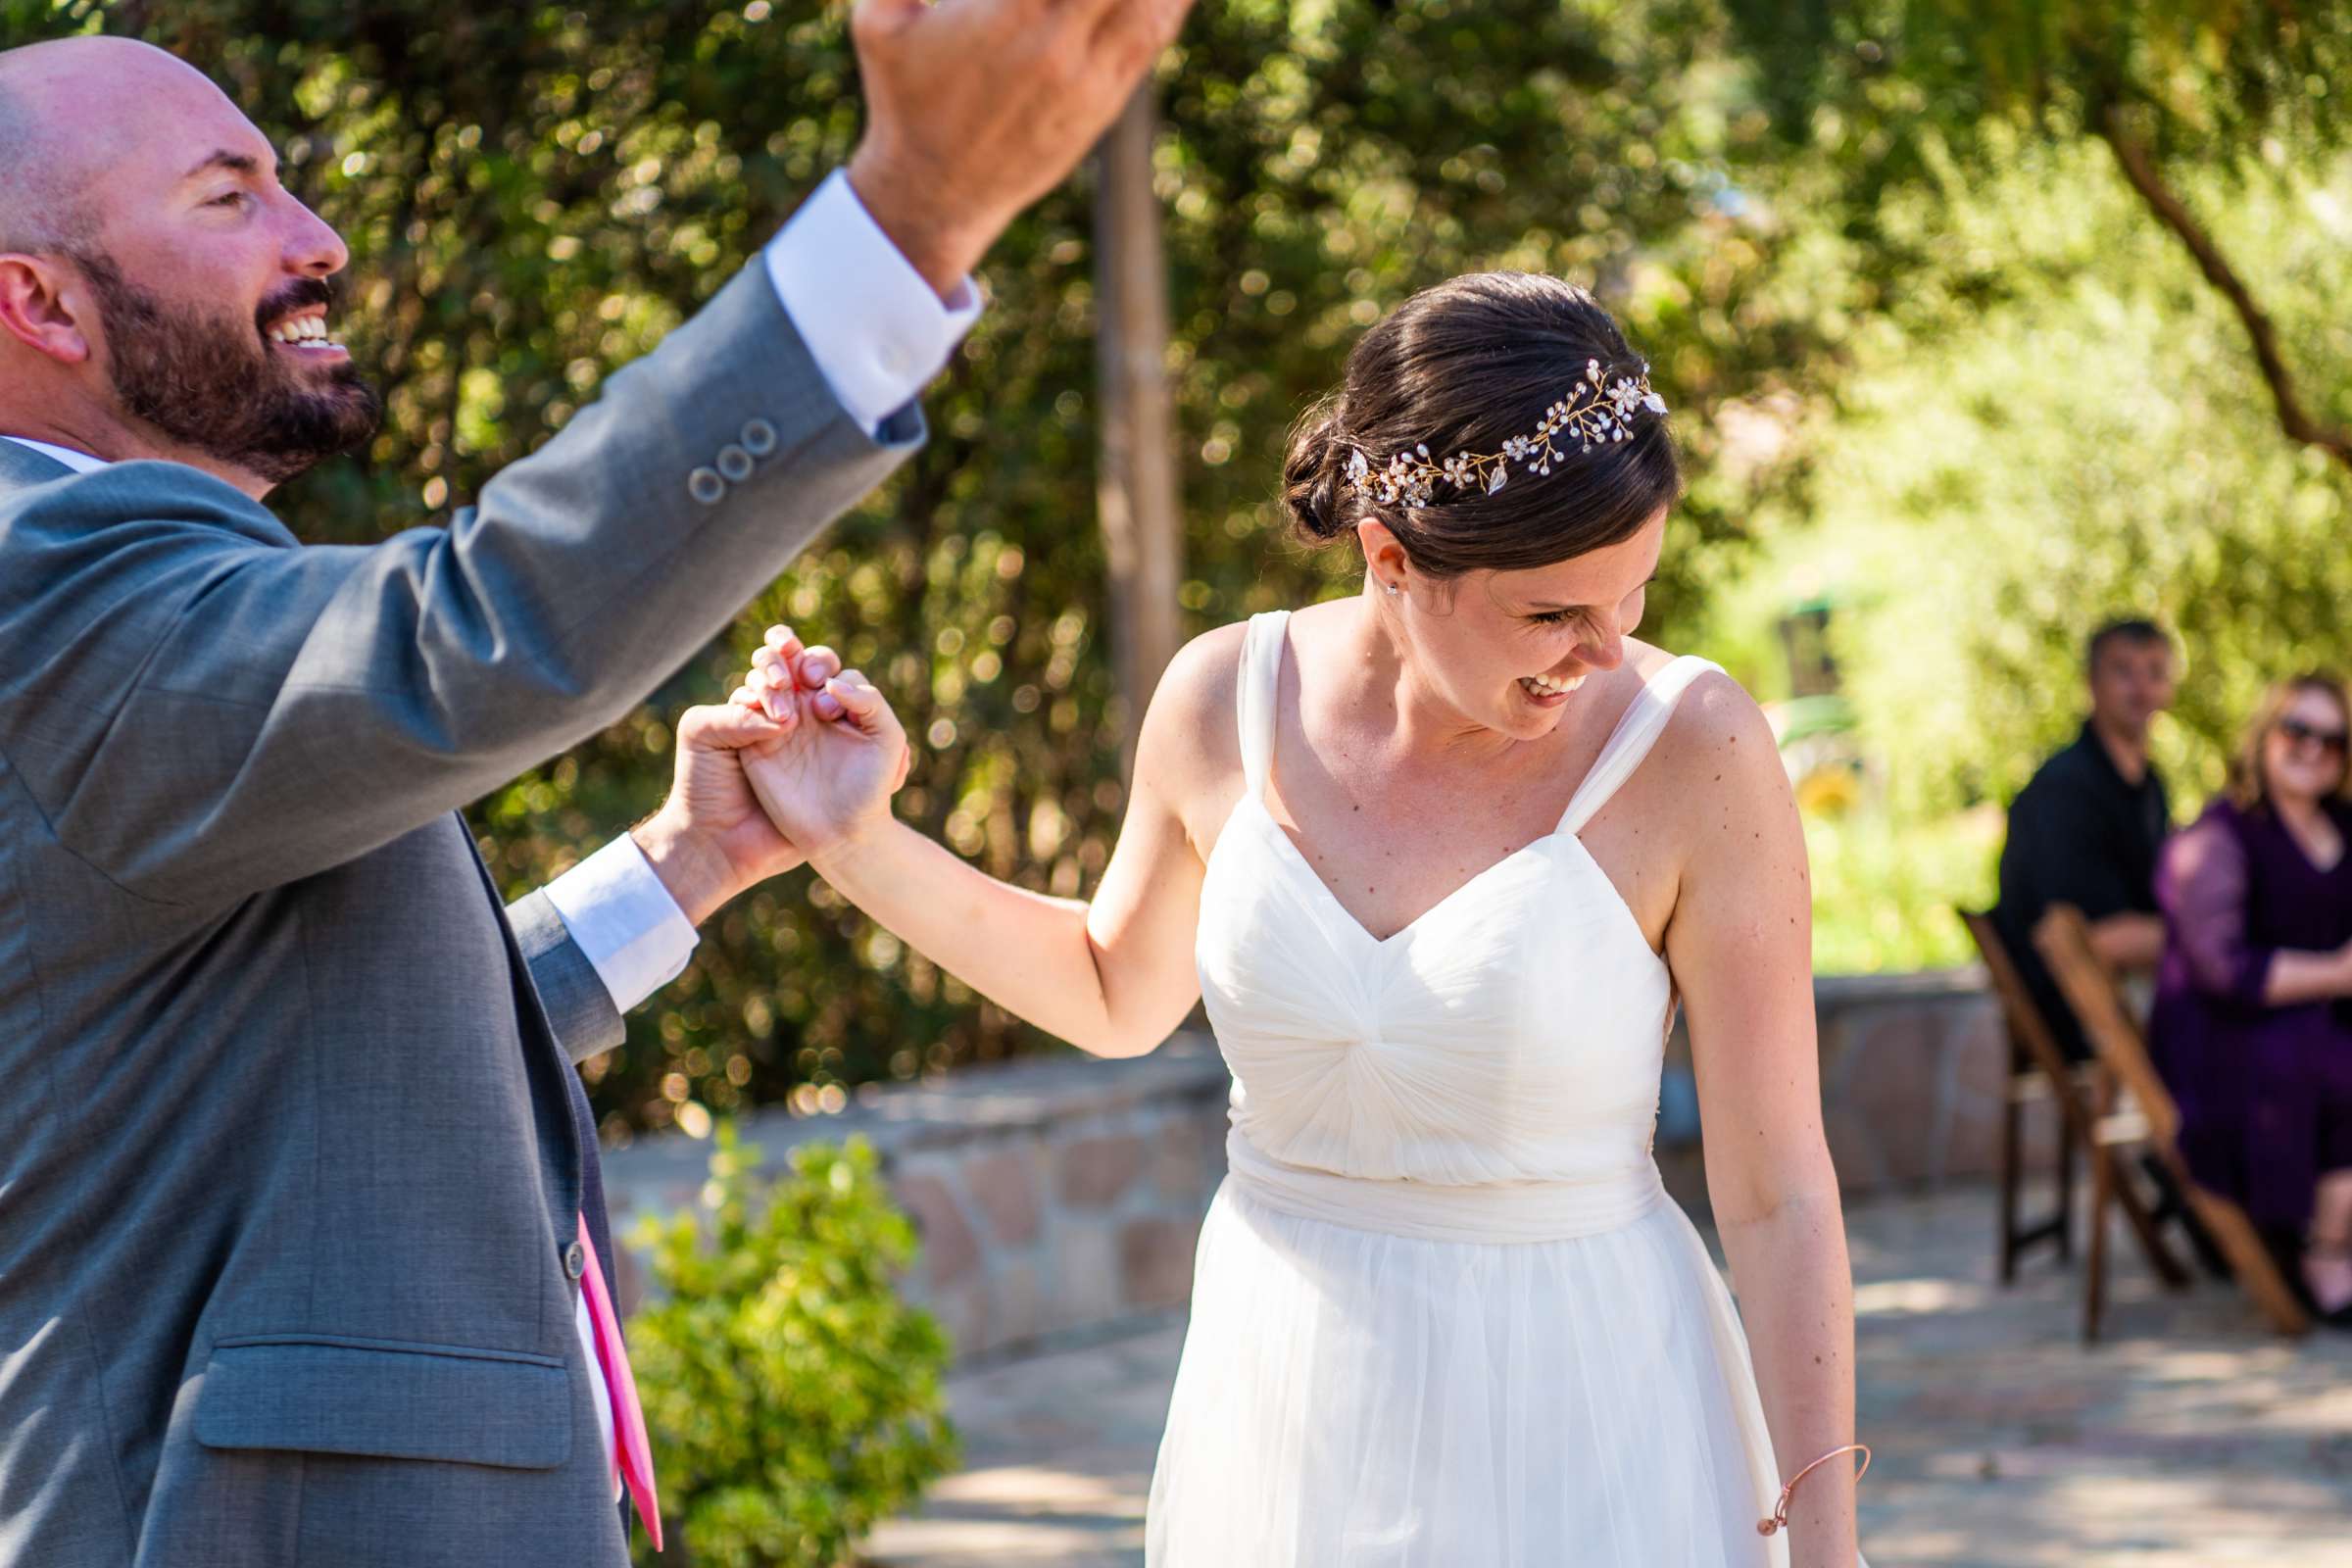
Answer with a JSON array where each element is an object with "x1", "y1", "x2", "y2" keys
[{"x1": 252, "y1": 276, "x2": 336, "y2": 335}]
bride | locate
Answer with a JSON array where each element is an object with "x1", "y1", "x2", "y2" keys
[{"x1": 729, "y1": 271, "x2": 1865, "y2": 1566}]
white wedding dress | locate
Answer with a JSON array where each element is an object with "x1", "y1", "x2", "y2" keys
[{"x1": 1146, "y1": 611, "x2": 1818, "y2": 1566}]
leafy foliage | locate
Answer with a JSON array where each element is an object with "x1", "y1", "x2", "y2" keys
[
  {"x1": 624, "y1": 1127, "x2": 956, "y2": 1567},
  {"x1": 1722, "y1": 0, "x2": 2352, "y2": 169},
  {"x1": 8, "y1": 0, "x2": 1847, "y2": 1129},
  {"x1": 1714, "y1": 0, "x2": 2352, "y2": 453},
  {"x1": 12, "y1": 0, "x2": 2346, "y2": 1061}
]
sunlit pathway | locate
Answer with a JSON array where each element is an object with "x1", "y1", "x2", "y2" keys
[{"x1": 861, "y1": 1184, "x2": 2352, "y2": 1567}]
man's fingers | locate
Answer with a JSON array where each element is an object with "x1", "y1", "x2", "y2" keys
[
  {"x1": 679, "y1": 701, "x2": 790, "y2": 753},
  {"x1": 798, "y1": 645, "x2": 841, "y2": 689},
  {"x1": 757, "y1": 643, "x2": 836, "y2": 684},
  {"x1": 738, "y1": 634, "x2": 859, "y2": 725},
  {"x1": 744, "y1": 663, "x2": 790, "y2": 720}
]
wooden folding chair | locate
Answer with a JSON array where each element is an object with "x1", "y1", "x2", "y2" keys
[
  {"x1": 1960, "y1": 908, "x2": 2081, "y2": 1279},
  {"x1": 2034, "y1": 904, "x2": 2310, "y2": 1338},
  {"x1": 1961, "y1": 907, "x2": 2186, "y2": 1313}
]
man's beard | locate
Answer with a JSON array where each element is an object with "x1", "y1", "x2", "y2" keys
[{"x1": 71, "y1": 249, "x2": 382, "y2": 486}]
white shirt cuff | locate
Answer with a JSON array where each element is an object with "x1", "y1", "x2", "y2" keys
[
  {"x1": 542, "y1": 834, "x2": 700, "y2": 1015},
  {"x1": 762, "y1": 169, "x2": 981, "y2": 435}
]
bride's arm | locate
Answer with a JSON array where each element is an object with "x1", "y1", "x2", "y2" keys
[
  {"x1": 1661, "y1": 675, "x2": 1860, "y2": 1568},
  {"x1": 745, "y1": 626, "x2": 1243, "y2": 1059}
]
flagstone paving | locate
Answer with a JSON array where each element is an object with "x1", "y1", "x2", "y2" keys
[{"x1": 861, "y1": 1183, "x2": 2352, "y2": 1567}]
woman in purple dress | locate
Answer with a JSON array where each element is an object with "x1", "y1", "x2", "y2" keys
[{"x1": 2150, "y1": 673, "x2": 2352, "y2": 1323}]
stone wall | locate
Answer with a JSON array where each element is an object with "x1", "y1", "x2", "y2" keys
[
  {"x1": 601, "y1": 1037, "x2": 1233, "y2": 1360},
  {"x1": 603, "y1": 969, "x2": 2041, "y2": 1360},
  {"x1": 1812, "y1": 970, "x2": 2050, "y2": 1189},
  {"x1": 1650, "y1": 968, "x2": 2041, "y2": 1202}
]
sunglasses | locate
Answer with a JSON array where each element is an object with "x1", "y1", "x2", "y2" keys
[{"x1": 2277, "y1": 717, "x2": 2350, "y2": 757}]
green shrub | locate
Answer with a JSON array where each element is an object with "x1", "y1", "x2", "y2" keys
[
  {"x1": 626, "y1": 1127, "x2": 957, "y2": 1567},
  {"x1": 1803, "y1": 806, "x2": 2001, "y2": 975}
]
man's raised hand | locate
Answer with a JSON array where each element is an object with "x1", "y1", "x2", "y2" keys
[
  {"x1": 625, "y1": 629, "x2": 825, "y2": 923},
  {"x1": 845, "y1": 0, "x2": 1197, "y2": 298}
]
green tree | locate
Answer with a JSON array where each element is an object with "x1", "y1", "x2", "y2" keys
[
  {"x1": 7, "y1": 0, "x2": 1851, "y2": 1125},
  {"x1": 1720, "y1": 0, "x2": 2352, "y2": 471}
]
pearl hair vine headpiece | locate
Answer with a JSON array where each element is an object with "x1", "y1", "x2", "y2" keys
[{"x1": 1344, "y1": 359, "x2": 1669, "y2": 510}]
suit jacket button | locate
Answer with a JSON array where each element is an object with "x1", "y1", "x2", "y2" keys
[
  {"x1": 716, "y1": 444, "x2": 754, "y2": 483},
  {"x1": 564, "y1": 1241, "x2": 588, "y2": 1280},
  {"x1": 686, "y1": 466, "x2": 726, "y2": 506},
  {"x1": 740, "y1": 417, "x2": 777, "y2": 456}
]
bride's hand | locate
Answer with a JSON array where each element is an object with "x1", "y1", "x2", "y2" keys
[{"x1": 729, "y1": 630, "x2": 912, "y2": 861}]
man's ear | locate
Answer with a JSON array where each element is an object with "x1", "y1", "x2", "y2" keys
[{"x1": 0, "y1": 253, "x2": 92, "y2": 365}]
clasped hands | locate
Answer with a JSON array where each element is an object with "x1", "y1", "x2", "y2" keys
[{"x1": 628, "y1": 627, "x2": 909, "y2": 925}]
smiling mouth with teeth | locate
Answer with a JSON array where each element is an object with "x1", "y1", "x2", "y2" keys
[
  {"x1": 265, "y1": 312, "x2": 342, "y2": 351},
  {"x1": 1519, "y1": 671, "x2": 1588, "y2": 699}
]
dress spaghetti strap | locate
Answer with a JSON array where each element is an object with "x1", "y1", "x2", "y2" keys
[
  {"x1": 1555, "y1": 655, "x2": 1724, "y2": 835},
  {"x1": 1235, "y1": 611, "x2": 1291, "y2": 799}
]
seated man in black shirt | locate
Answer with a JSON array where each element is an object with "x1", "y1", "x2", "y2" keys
[{"x1": 1992, "y1": 618, "x2": 2177, "y2": 1059}]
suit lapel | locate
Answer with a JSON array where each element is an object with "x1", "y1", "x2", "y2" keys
[{"x1": 454, "y1": 822, "x2": 604, "y2": 1276}]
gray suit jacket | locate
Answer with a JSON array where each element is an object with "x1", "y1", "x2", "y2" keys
[{"x1": 0, "y1": 263, "x2": 917, "y2": 1566}]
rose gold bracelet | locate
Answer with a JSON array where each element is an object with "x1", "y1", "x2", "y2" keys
[{"x1": 1757, "y1": 1443, "x2": 1871, "y2": 1537}]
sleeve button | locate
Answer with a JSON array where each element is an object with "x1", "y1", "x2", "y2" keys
[
  {"x1": 686, "y1": 466, "x2": 726, "y2": 506},
  {"x1": 564, "y1": 1242, "x2": 587, "y2": 1281},
  {"x1": 716, "y1": 444, "x2": 754, "y2": 483},
  {"x1": 740, "y1": 417, "x2": 777, "y2": 457}
]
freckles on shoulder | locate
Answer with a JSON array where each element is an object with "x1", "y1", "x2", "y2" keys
[
  {"x1": 1664, "y1": 671, "x2": 1785, "y2": 794},
  {"x1": 1653, "y1": 671, "x2": 1806, "y2": 864}
]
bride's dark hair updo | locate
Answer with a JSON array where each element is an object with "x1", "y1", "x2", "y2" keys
[{"x1": 1282, "y1": 272, "x2": 1679, "y2": 577}]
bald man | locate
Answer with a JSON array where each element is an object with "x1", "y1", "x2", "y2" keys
[{"x1": 0, "y1": 11, "x2": 1187, "y2": 1567}]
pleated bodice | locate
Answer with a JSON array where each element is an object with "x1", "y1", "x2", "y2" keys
[{"x1": 1195, "y1": 611, "x2": 1723, "y2": 1204}]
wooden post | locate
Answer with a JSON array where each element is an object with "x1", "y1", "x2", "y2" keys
[{"x1": 1094, "y1": 87, "x2": 1183, "y2": 779}]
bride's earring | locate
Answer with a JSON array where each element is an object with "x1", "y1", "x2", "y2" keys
[{"x1": 1383, "y1": 580, "x2": 1401, "y2": 598}]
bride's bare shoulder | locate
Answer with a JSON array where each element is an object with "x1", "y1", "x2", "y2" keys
[
  {"x1": 1136, "y1": 620, "x2": 1252, "y2": 781},
  {"x1": 1642, "y1": 650, "x2": 1790, "y2": 816},
  {"x1": 1153, "y1": 619, "x2": 1251, "y2": 708}
]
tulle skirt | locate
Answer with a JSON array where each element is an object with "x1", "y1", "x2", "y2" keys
[{"x1": 1145, "y1": 1169, "x2": 1795, "y2": 1567}]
